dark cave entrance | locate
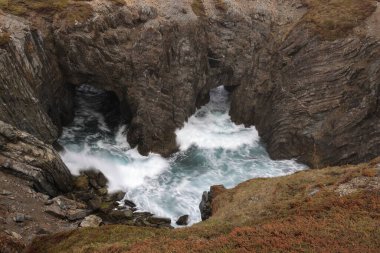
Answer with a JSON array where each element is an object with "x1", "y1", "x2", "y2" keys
[{"x1": 72, "y1": 84, "x2": 124, "y2": 133}]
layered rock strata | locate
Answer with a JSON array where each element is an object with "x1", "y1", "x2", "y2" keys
[{"x1": 0, "y1": 0, "x2": 379, "y2": 169}]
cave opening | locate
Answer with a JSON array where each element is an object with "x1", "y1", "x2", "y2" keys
[{"x1": 71, "y1": 84, "x2": 124, "y2": 134}]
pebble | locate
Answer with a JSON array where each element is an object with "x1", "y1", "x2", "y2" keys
[
  {"x1": 13, "y1": 213, "x2": 26, "y2": 223},
  {"x1": 80, "y1": 215, "x2": 102, "y2": 228},
  {"x1": 11, "y1": 231, "x2": 22, "y2": 240},
  {"x1": 124, "y1": 199, "x2": 137, "y2": 208},
  {"x1": 44, "y1": 199, "x2": 54, "y2": 205},
  {"x1": 1, "y1": 190, "x2": 12, "y2": 196},
  {"x1": 176, "y1": 215, "x2": 189, "y2": 226}
]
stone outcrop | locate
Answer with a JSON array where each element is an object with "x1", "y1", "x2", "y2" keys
[
  {"x1": 0, "y1": 121, "x2": 73, "y2": 196},
  {"x1": 0, "y1": 13, "x2": 74, "y2": 144},
  {"x1": 199, "y1": 185, "x2": 226, "y2": 221},
  {"x1": 0, "y1": 0, "x2": 379, "y2": 168},
  {"x1": 230, "y1": 22, "x2": 380, "y2": 168},
  {"x1": 53, "y1": 1, "x2": 210, "y2": 156}
]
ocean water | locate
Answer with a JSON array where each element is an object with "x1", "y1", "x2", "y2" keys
[{"x1": 59, "y1": 85, "x2": 307, "y2": 225}]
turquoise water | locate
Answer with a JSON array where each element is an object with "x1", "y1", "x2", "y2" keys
[{"x1": 59, "y1": 85, "x2": 307, "y2": 225}]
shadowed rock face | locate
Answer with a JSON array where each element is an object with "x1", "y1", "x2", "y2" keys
[
  {"x1": 0, "y1": 14, "x2": 74, "y2": 144},
  {"x1": 52, "y1": 3, "x2": 210, "y2": 156},
  {"x1": 0, "y1": 0, "x2": 379, "y2": 168},
  {"x1": 230, "y1": 25, "x2": 380, "y2": 167}
]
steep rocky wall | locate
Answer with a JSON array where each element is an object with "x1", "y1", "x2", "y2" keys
[
  {"x1": 52, "y1": 1, "x2": 210, "y2": 156},
  {"x1": 230, "y1": 23, "x2": 380, "y2": 168},
  {"x1": 0, "y1": 13, "x2": 74, "y2": 144},
  {"x1": 0, "y1": 0, "x2": 379, "y2": 168}
]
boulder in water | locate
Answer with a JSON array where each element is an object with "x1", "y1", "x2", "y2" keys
[{"x1": 176, "y1": 215, "x2": 189, "y2": 226}]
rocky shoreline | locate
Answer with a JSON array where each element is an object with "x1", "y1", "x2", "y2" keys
[
  {"x1": 0, "y1": 0, "x2": 379, "y2": 251},
  {"x1": 0, "y1": 167, "x2": 176, "y2": 251},
  {"x1": 1, "y1": 0, "x2": 379, "y2": 169}
]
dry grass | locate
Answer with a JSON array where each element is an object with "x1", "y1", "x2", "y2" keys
[
  {"x1": 301, "y1": 0, "x2": 377, "y2": 40},
  {"x1": 108, "y1": 0, "x2": 125, "y2": 6},
  {"x1": 191, "y1": 0, "x2": 206, "y2": 18},
  {"x1": 0, "y1": 0, "x2": 69, "y2": 16},
  {"x1": 214, "y1": 0, "x2": 228, "y2": 13},
  {"x1": 27, "y1": 157, "x2": 380, "y2": 252},
  {"x1": 0, "y1": 0, "x2": 95, "y2": 25}
]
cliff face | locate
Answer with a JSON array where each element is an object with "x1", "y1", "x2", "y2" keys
[
  {"x1": 0, "y1": 120, "x2": 73, "y2": 196},
  {"x1": 52, "y1": 1, "x2": 210, "y2": 156},
  {"x1": 0, "y1": 0, "x2": 379, "y2": 168},
  {"x1": 0, "y1": 14, "x2": 74, "y2": 144},
  {"x1": 231, "y1": 25, "x2": 380, "y2": 167}
]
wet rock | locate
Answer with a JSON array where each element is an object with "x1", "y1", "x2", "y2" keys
[
  {"x1": 199, "y1": 191, "x2": 212, "y2": 221},
  {"x1": 96, "y1": 173, "x2": 108, "y2": 188},
  {"x1": 124, "y1": 199, "x2": 136, "y2": 208},
  {"x1": 176, "y1": 215, "x2": 189, "y2": 226},
  {"x1": 97, "y1": 188, "x2": 108, "y2": 196},
  {"x1": 74, "y1": 175, "x2": 89, "y2": 191},
  {"x1": 105, "y1": 191, "x2": 125, "y2": 202},
  {"x1": 147, "y1": 216, "x2": 171, "y2": 225},
  {"x1": 80, "y1": 215, "x2": 103, "y2": 228},
  {"x1": 200, "y1": 185, "x2": 226, "y2": 221},
  {"x1": 109, "y1": 209, "x2": 133, "y2": 220},
  {"x1": 88, "y1": 195, "x2": 102, "y2": 211}
]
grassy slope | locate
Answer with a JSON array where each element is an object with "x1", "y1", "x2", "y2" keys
[{"x1": 27, "y1": 158, "x2": 380, "y2": 252}]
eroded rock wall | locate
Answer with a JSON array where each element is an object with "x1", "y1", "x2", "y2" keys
[
  {"x1": 53, "y1": 2, "x2": 210, "y2": 155},
  {"x1": 0, "y1": 120, "x2": 73, "y2": 196},
  {"x1": 0, "y1": 13, "x2": 74, "y2": 144},
  {"x1": 0, "y1": 0, "x2": 379, "y2": 168},
  {"x1": 230, "y1": 24, "x2": 380, "y2": 167}
]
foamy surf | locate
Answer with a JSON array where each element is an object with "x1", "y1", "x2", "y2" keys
[{"x1": 58, "y1": 85, "x2": 307, "y2": 226}]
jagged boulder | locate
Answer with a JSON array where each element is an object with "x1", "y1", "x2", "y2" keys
[{"x1": 0, "y1": 121, "x2": 73, "y2": 196}]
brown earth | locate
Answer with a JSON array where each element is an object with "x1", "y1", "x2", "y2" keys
[{"x1": 0, "y1": 170, "x2": 76, "y2": 249}]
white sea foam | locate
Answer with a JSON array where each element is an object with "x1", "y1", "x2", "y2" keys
[
  {"x1": 61, "y1": 146, "x2": 169, "y2": 192},
  {"x1": 176, "y1": 87, "x2": 258, "y2": 150},
  {"x1": 58, "y1": 85, "x2": 307, "y2": 226}
]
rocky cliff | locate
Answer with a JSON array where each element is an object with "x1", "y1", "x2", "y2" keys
[
  {"x1": 0, "y1": 120, "x2": 73, "y2": 196},
  {"x1": 0, "y1": 0, "x2": 379, "y2": 169}
]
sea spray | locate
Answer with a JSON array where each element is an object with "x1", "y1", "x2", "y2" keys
[{"x1": 59, "y1": 85, "x2": 307, "y2": 225}]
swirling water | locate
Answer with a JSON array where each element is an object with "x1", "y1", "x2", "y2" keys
[{"x1": 59, "y1": 85, "x2": 307, "y2": 225}]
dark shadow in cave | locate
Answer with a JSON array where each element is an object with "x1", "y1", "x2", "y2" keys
[{"x1": 72, "y1": 84, "x2": 125, "y2": 133}]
